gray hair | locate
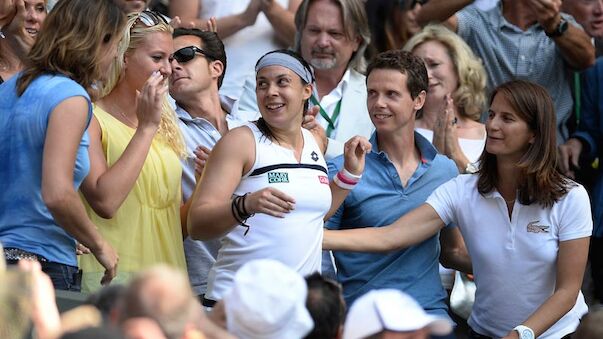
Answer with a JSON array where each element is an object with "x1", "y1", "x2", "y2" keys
[{"x1": 294, "y1": 0, "x2": 371, "y2": 73}]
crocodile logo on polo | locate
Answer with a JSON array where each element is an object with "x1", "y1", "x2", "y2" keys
[{"x1": 527, "y1": 220, "x2": 550, "y2": 233}]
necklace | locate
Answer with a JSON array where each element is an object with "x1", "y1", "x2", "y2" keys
[
  {"x1": 103, "y1": 100, "x2": 138, "y2": 128},
  {"x1": 117, "y1": 110, "x2": 138, "y2": 128}
]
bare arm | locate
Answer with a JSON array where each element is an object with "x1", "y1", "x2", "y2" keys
[
  {"x1": 416, "y1": 0, "x2": 474, "y2": 31},
  {"x1": 260, "y1": 0, "x2": 301, "y2": 46},
  {"x1": 170, "y1": 0, "x2": 262, "y2": 39},
  {"x1": 439, "y1": 226, "x2": 472, "y2": 274},
  {"x1": 187, "y1": 127, "x2": 296, "y2": 240},
  {"x1": 501, "y1": 237, "x2": 590, "y2": 339},
  {"x1": 323, "y1": 204, "x2": 446, "y2": 252},
  {"x1": 42, "y1": 96, "x2": 118, "y2": 285},
  {"x1": 80, "y1": 73, "x2": 165, "y2": 218},
  {"x1": 527, "y1": 0, "x2": 595, "y2": 70}
]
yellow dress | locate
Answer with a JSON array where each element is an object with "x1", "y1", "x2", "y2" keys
[{"x1": 80, "y1": 106, "x2": 186, "y2": 292}]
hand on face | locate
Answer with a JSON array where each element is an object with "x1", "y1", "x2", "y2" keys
[
  {"x1": 4, "y1": 0, "x2": 37, "y2": 52},
  {"x1": 136, "y1": 71, "x2": 168, "y2": 131},
  {"x1": 0, "y1": 0, "x2": 16, "y2": 29}
]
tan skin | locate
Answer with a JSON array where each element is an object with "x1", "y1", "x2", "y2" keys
[
  {"x1": 300, "y1": 0, "x2": 360, "y2": 99},
  {"x1": 366, "y1": 68, "x2": 471, "y2": 272},
  {"x1": 169, "y1": 0, "x2": 301, "y2": 46},
  {"x1": 39, "y1": 35, "x2": 123, "y2": 287},
  {"x1": 412, "y1": 40, "x2": 485, "y2": 172},
  {"x1": 324, "y1": 92, "x2": 590, "y2": 339},
  {"x1": 0, "y1": 0, "x2": 46, "y2": 81},
  {"x1": 187, "y1": 64, "x2": 371, "y2": 241},
  {"x1": 80, "y1": 31, "x2": 172, "y2": 219}
]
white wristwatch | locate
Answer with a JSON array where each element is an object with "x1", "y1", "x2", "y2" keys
[{"x1": 514, "y1": 325, "x2": 535, "y2": 339}]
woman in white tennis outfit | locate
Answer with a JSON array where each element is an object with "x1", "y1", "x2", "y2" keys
[
  {"x1": 187, "y1": 49, "x2": 370, "y2": 305},
  {"x1": 324, "y1": 80, "x2": 592, "y2": 339}
]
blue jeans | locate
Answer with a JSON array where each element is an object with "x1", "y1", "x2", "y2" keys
[{"x1": 7, "y1": 259, "x2": 81, "y2": 292}]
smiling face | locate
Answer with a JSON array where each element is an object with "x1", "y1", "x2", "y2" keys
[
  {"x1": 23, "y1": 0, "x2": 47, "y2": 39},
  {"x1": 124, "y1": 31, "x2": 173, "y2": 90},
  {"x1": 367, "y1": 68, "x2": 425, "y2": 135},
  {"x1": 300, "y1": 0, "x2": 359, "y2": 73},
  {"x1": 562, "y1": 0, "x2": 603, "y2": 38},
  {"x1": 169, "y1": 35, "x2": 221, "y2": 102},
  {"x1": 255, "y1": 65, "x2": 312, "y2": 130},
  {"x1": 485, "y1": 92, "x2": 535, "y2": 160},
  {"x1": 412, "y1": 40, "x2": 459, "y2": 103}
]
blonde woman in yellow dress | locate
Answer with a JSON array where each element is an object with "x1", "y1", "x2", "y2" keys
[{"x1": 79, "y1": 11, "x2": 188, "y2": 292}]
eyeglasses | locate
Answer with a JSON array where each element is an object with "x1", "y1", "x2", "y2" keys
[
  {"x1": 134, "y1": 10, "x2": 168, "y2": 27},
  {"x1": 170, "y1": 46, "x2": 215, "y2": 64}
]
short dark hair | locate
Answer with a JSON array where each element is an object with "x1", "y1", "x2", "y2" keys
[
  {"x1": 173, "y1": 28, "x2": 227, "y2": 88},
  {"x1": 303, "y1": 273, "x2": 346, "y2": 339},
  {"x1": 365, "y1": 49, "x2": 428, "y2": 100}
]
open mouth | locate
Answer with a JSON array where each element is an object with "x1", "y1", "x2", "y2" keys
[
  {"x1": 25, "y1": 28, "x2": 39, "y2": 36},
  {"x1": 372, "y1": 113, "x2": 392, "y2": 120},
  {"x1": 266, "y1": 103, "x2": 285, "y2": 111}
]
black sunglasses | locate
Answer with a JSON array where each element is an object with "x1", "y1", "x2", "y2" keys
[{"x1": 170, "y1": 46, "x2": 215, "y2": 64}]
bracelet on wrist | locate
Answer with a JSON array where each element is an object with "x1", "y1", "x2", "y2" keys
[
  {"x1": 340, "y1": 167, "x2": 362, "y2": 181},
  {"x1": 231, "y1": 193, "x2": 254, "y2": 235},
  {"x1": 334, "y1": 168, "x2": 362, "y2": 190}
]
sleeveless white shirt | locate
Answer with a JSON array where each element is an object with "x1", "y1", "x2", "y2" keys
[{"x1": 206, "y1": 123, "x2": 331, "y2": 300}]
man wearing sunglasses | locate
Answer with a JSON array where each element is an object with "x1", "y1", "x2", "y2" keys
[{"x1": 169, "y1": 28, "x2": 246, "y2": 300}]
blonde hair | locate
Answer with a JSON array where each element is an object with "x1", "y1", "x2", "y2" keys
[
  {"x1": 404, "y1": 24, "x2": 487, "y2": 121},
  {"x1": 101, "y1": 13, "x2": 186, "y2": 158},
  {"x1": 17, "y1": 0, "x2": 125, "y2": 98}
]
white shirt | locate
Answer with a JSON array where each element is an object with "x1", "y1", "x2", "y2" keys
[
  {"x1": 313, "y1": 69, "x2": 350, "y2": 140},
  {"x1": 426, "y1": 175, "x2": 592, "y2": 338}
]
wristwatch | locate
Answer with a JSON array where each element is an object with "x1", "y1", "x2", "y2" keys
[
  {"x1": 545, "y1": 18, "x2": 568, "y2": 38},
  {"x1": 514, "y1": 325, "x2": 535, "y2": 339}
]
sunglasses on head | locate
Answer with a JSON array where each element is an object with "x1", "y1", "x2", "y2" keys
[
  {"x1": 134, "y1": 10, "x2": 168, "y2": 27},
  {"x1": 170, "y1": 46, "x2": 215, "y2": 64}
]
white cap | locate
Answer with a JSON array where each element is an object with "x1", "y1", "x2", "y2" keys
[
  {"x1": 223, "y1": 259, "x2": 314, "y2": 339},
  {"x1": 343, "y1": 289, "x2": 453, "y2": 339}
]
